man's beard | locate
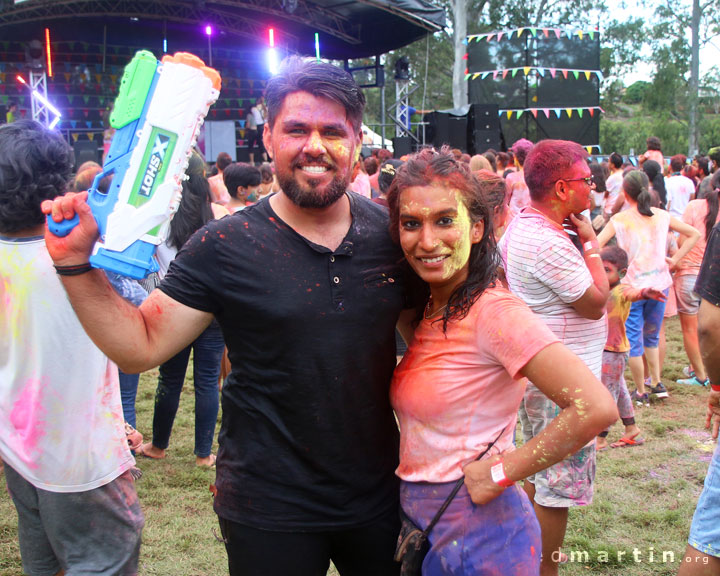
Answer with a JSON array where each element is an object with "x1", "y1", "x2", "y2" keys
[{"x1": 278, "y1": 169, "x2": 349, "y2": 209}]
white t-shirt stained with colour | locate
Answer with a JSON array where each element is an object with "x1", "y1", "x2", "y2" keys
[
  {"x1": 0, "y1": 236, "x2": 133, "y2": 492},
  {"x1": 665, "y1": 174, "x2": 695, "y2": 220}
]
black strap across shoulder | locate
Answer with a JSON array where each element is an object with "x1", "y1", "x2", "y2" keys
[{"x1": 422, "y1": 426, "x2": 508, "y2": 537}]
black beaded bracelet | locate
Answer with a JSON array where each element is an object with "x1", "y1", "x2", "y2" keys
[{"x1": 54, "y1": 262, "x2": 93, "y2": 276}]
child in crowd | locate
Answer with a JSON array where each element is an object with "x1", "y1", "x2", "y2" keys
[
  {"x1": 598, "y1": 170, "x2": 700, "y2": 404},
  {"x1": 597, "y1": 246, "x2": 665, "y2": 449}
]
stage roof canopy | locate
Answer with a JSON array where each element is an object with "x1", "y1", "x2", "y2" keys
[{"x1": 0, "y1": 0, "x2": 446, "y2": 59}]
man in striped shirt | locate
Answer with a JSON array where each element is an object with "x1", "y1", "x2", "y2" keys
[{"x1": 498, "y1": 139, "x2": 610, "y2": 576}]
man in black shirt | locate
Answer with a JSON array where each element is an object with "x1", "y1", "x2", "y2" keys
[{"x1": 43, "y1": 57, "x2": 412, "y2": 575}]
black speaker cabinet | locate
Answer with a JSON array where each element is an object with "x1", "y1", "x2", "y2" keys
[
  {"x1": 447, "y1": 117, "x2": 468, "y2": 151},
  {"x1": 72, "y1": 140, "x2": 101, "y2": 170},
  {"x1": 425, "y1": 112, "x2": 449, "y2": 149},
  {"x1": 470, "y1": 130, "x2": 502, "y2": 154},
  {"x1": 469, "y1": 104, "x2": 500, "y2": 131},
  {"x1": 392, "y1": 136, "x2": 413, "y2": 158}
]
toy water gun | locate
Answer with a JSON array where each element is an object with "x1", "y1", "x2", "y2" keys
[{"x1": 48, "y1": 50, "x2": 221, "y2": 279}]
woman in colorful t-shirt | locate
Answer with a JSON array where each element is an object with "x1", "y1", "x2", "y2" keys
[
  {"x1": 675, "y1": 172, "x2": 720, "y2": 387},
  {"x1": 386, "y1": 147, "x2": 618, "y2": 575},
  {"x1": 598, "y1": 170, "x2": 700, "y2": 404}
]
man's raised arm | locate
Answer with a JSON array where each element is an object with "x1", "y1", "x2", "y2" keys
[{"x1": 42, "y1": 192, "x2": 212, "y2": 373}]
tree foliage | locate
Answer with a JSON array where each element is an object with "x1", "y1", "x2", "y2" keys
[{"x1": 356, "y1": 0, "x2": 720, "y2": 154}]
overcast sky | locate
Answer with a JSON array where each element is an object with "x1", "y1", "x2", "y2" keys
[{"x1": 601, "y1": 0, "x2": 720, "y2": 84}]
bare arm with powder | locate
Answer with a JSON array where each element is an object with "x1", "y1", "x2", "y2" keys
[
  {"x1": 666, "y1": 216, "x2": 701, "y2": 271},
  {"x1": 565, "y1": 212, "x2": 609, "y2": 320},
  {"x1": 699, "y1": 300, "x2": 720, "y2": 438},
  {"x1": 463, "y1": 342, "x2": 618, "y2": 504},
  {"x1": 42, "y1": 192, "x2": 214, "y2": 373}
]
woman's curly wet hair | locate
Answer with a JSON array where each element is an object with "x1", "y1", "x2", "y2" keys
[{"x1": 0, "y1": 119, "x2": 73, "y2": 233}]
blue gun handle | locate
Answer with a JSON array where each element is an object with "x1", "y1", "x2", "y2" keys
[{"x1": 47, "y1": 213, "x2": 79, "y2": 237}]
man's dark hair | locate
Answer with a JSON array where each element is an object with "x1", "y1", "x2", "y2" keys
[
  {"x1": 709, "y1": 147, "x2": 720, "y2": 166},
  {"x1": 216, "y1": 152, "x2": 232, "y2": 171},
  {"x1": 264, "y1": 56, "x2": 365, "y2": 133},
  {"x1": 0, "y1": 119, "x2": 73, "y2": 233},
  {"x1": 600, "y1": 245, "x2": 628, "y2": 271},
  {"x1": 609, "y1": 152, "x2": 624, "y2": 169},
  {"x1": 695, "y1": 155, "x2": 709, "y2": 176},
  {"x1": 223, "y1": 163, "x2": 261, "y2": 198},
  {"x1": 259, "y1": 162, "x2": 274, "y2": 183},
  {"x1": 670, "y1": 154, "x2": 686, "y2": 173}
]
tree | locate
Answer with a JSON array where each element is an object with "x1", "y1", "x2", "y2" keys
[
  {"x1": 623, "y1": 81, "x2": 650, "y2": 105},
  {"x1": 654, "y1": 0, "x2": 720, "y2": 155}
]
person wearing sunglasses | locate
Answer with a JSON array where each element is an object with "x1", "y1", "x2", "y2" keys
[{"x1": 498, "y1": 139, "x2": 610, "y2": 576}]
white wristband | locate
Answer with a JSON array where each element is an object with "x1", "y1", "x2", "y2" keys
[{"x1": 490, "y1": 461, "x2": 513, "y2": 487}]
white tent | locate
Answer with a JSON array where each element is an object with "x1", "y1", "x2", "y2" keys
[{"x1": 361, "y1": 124, "x2": 393, "y2": 151}]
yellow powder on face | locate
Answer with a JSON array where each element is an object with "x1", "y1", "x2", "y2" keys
[{"x1": 442, "y1": 191, "x2": 473, "y2": 279}]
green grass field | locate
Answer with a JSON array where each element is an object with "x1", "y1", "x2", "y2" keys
[{"x1": 0, "y1": 317, "x2": 714, "y2": 575}]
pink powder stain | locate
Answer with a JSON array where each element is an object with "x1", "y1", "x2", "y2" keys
[{"x1": 8, "y1": 378, "x2": 47, "y2": 468}]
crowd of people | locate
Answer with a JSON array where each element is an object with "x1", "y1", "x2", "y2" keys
[{"x1": 1, "y1": 56, "x2": 720, "y2": 576}]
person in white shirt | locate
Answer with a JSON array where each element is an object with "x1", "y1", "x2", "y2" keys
[
  {"x1": 248, "y1": 96, "x2": 268, "y2": 165},
  {"x1": 0, "y1": 119, "x2": 142, "y2": 576},
  {"x1": 666, "y1": 154, "x2": 696, "y2": 219},
  {"x1": 603, "y1": 152, "x2": 625, "y2": 222}
]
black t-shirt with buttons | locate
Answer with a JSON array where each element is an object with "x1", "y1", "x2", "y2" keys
[
  {"x1": 160, "y1": 193, "x2": 409, "y2": 530},
  {"x1": 696, "y1": 221, "x2": 720, "y2": 308}
]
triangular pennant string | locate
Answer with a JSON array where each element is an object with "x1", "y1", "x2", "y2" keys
[
  {"x1": 543, "y1": 109, "x2": 550, "y2": 118},
  {"x1": 572, "y1": 70, "x2": 579, "y2": 79},
  {"x1": 584, "y1": 71, "x2": 591, "y2": 80},
  {"x1": 507, "y1": 110, "x2": 513, "y2": 119},
  {"x1": 589, "y1": 108, "x2": 594, "y2": 117},
  {"x1": 561, "y1": 70, "x2": 568, "y2": 79},
  {"x1": 523, "y1": 67, "x2": 531, "y2": 75},
  {"x1": 566, "y1": 108, "x2": 573, "y2": 117},
  {"x1": 497, "y1": 32, "x2": 504, "y2": 41},
  {"x1": 517, "y1": 110, "x2": 524, "y2": 119},
  {"x1": 554, "y1": 109, "x2": 562, "y2": 118},
  {"x1": 531, "y1": 109, "x2": 538, "y2": 118},
  {"x1": 549, "y1": 68, "x2": 556, "y2": 78},
  {"x1": 511, "y1": 68, "x2": 519, "y2": 77},
  {"x1": 578, "y1": 109, "x2": 584, "y2": 118},
  {"x1": 554, "y1": 29, "x2": 562, "y2": 39}
]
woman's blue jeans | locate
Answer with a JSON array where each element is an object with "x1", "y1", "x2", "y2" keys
[
  {"x1": 119, "y1": 371, "x2": 140, "y2": 429},
  {"x1": 151, "y1": 322, "x2": 224, "y2": 458}
]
